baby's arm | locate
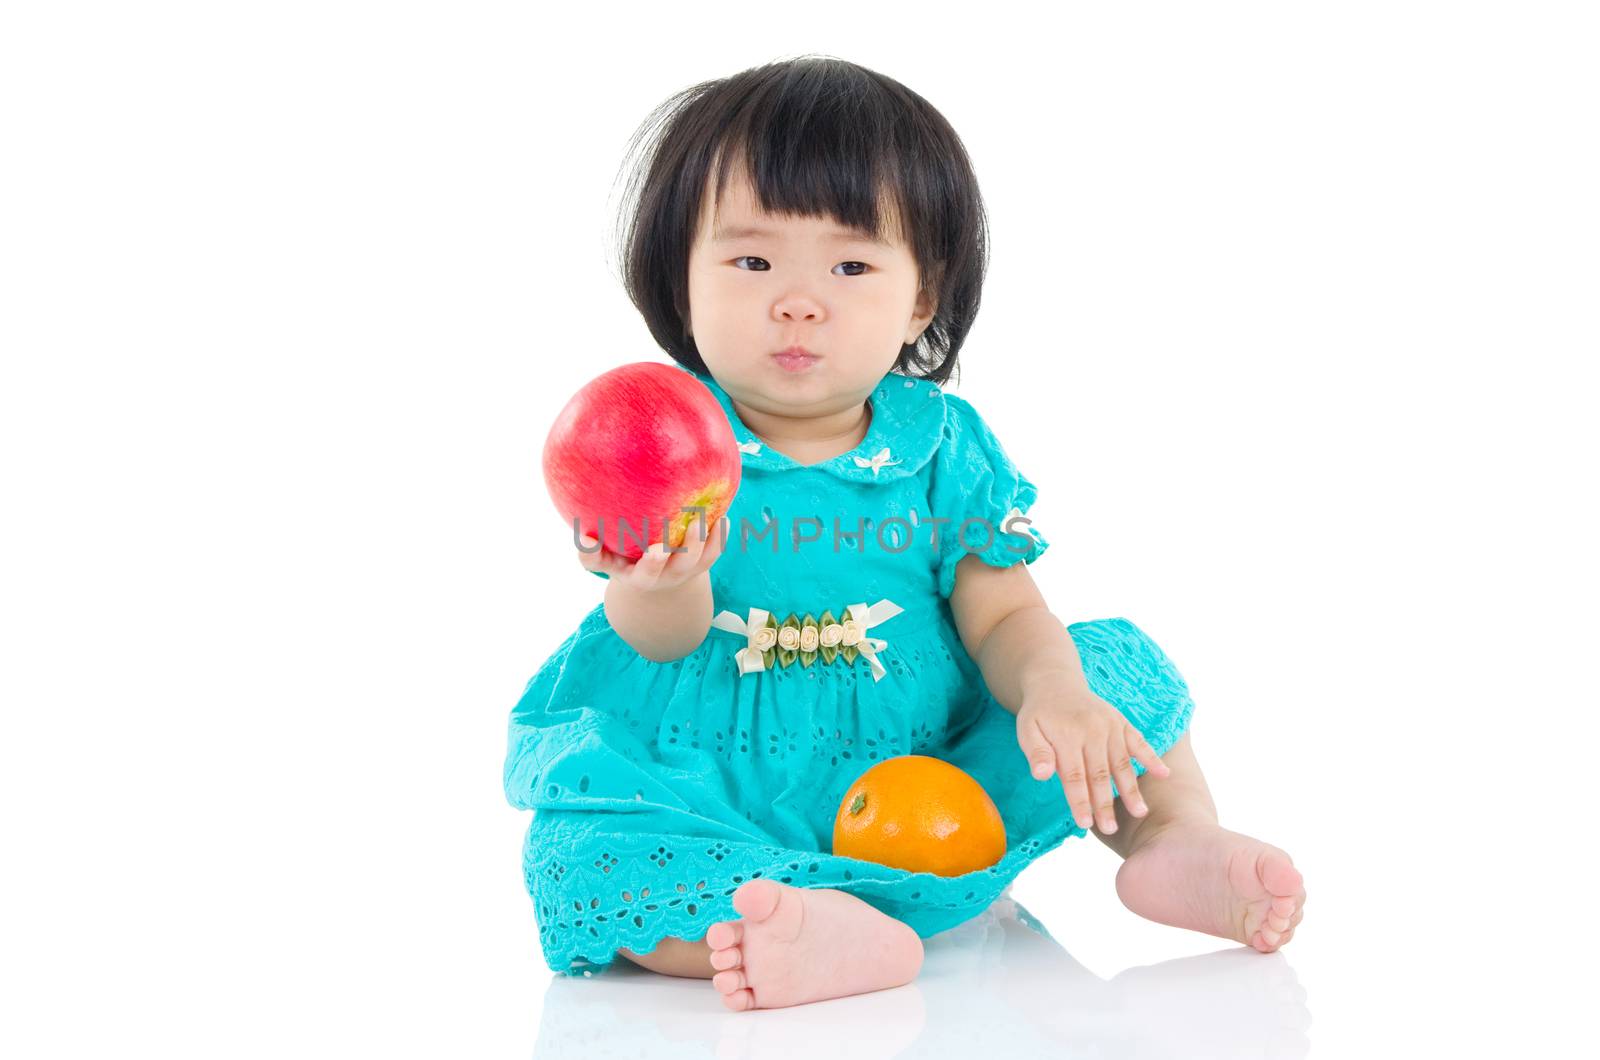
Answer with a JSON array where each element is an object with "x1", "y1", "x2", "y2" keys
[
  {"x1": 949, "y1": 552, "x2": 1091, "y2": 709},
  {"x1": 949, "y1": 553, "x2": 1169, "y2": 832},
  {"x1": 605, "y1": 564, "x2": 713, "y2": 662},
  {"x1": 577, "y1": 516, "x2": 727, "y2": 662}
]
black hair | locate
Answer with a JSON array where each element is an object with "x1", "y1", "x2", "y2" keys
[{"x1": 607, "y1": 54, "x2": 989, "y2": 388}]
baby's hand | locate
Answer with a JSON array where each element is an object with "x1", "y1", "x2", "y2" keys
[
  {"x1": 576, "y1": 515, "x2": 727, "y2": 592},
  {"x1": 1015, "y1": 686, "x2": 1171, "y2": 835}
]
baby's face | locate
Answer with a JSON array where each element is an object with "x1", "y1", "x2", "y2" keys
[{"x1": 685, "y1": 165, "x2": 936, "y2": 422}]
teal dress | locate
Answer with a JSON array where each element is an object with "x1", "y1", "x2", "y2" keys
[{"x1": 504, "y1": 364, "x2": 1196, "y2": 976}]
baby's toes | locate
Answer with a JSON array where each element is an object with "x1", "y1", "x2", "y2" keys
[
  {"x1": 1267, "y1": 922, "x2": 1298, "y2": 950},
  {"x1": 731, "y1": 878, "x2": 783, "y2": 920},
  {"x1": 705, "y1": 920, "x2": 742, "y2": 950},
  {"x1": 712, "y1": 968, "x2": 746, "y2": 996},
  {"x1": 1267, "y1": 890, "x2": 1307, "y2": 932},
  {"x1": 720, "y1": 987, "x2": 755, "y2": 1011},
  {"x1": 1254, "y1": 903, "x2": 1305, "y2": 954},
  {"x1": 1255, "y1": 901, "x2": 1306, "y2": 951},
  {"x1": 709, "y1": 946, "x2": 741, "y2": 971},
  {"x1": 1261, "y1": 850, "x2": 1303, "y2": 897}
]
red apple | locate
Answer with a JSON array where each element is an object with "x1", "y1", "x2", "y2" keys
[{"x1": 543, "y1": 362, "x2": 742, "y2": 562}]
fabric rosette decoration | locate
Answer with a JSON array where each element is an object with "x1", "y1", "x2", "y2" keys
[{"x1": 709, "y1": 599, "x2": 906, "y2": 681}]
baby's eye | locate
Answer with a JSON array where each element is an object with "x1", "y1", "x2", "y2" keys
[{"x1": 732, "y1": 256, "x2": 870, "y2": 277}]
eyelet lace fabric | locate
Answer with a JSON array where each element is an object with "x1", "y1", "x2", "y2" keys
[{"x1": 507, "y1": 367, "x2": 1197, "y2": 977}]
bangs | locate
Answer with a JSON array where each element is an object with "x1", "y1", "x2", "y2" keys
[{"x1": 701, "y1": 83, "x2": 912, "y2": 252}]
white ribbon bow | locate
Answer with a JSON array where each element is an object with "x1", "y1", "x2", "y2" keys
[
  {"x1": 853, "y1": 447, "x2": 901, "y2": 476},
  {"x1": 709, "y1": 598, "x2": 905, "y2": 681},
  {"x1": 709, "y1": 606, "x2": 775, "y2": 675},
  {"x1": 845, "y1": 599, "x2": 904, "y2": 681},
  {"x1": 737, "y1": 440, "x2": 763, "y2": 454}
]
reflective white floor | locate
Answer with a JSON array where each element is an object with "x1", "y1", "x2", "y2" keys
[{"x1": 532, "y1": 890, "x2": 1310, "y2": 1060}]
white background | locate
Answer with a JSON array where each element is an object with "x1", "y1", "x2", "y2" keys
[{"x1": 2, "y1": 2, "x2": 1594, "y2": 1056}]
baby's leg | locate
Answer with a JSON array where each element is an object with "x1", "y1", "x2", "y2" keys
[
  {"x1": 617, "y1": 937, "x2": 716, "y2": 979},
  {"x1": 1096, "y1": 728, "x2": 1219, "y2": 853},
  {"x1": 1094, "y1": 728, "x2": 1308, "y2": 952}
]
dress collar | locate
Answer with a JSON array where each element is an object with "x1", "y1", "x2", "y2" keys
[{"x1": 683, "y1": 364, "x2": 946, "y2": 482}]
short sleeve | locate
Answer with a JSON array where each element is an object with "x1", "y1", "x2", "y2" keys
[{"x1": 927, "y1": 392, "x2": 1049, "y2": 599}]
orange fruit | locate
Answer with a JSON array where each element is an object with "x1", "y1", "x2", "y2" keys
[{"x1": 832, "y1": 754, "x2": 1007, "y2": 877}]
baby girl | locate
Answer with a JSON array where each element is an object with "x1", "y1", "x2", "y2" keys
[{"x1": 504, "y1": 54, "x2": 1305, "y2": 1012}]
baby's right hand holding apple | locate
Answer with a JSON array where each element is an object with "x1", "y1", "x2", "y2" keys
[{"x1": 577, "y1": 517, "x2": 727, "y2": 592}]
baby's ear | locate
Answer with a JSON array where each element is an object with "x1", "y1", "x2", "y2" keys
[
  {"x1": 909, "y1": 286, "x2": 939, "y2": 341},
  {"x1": 915, "y1": 265, "x2": 943, "y2": 319}
]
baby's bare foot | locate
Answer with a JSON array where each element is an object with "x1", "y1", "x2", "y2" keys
[
  {"x1": 702, "y1": 879, "x2": 923, "y2": 1011},
  {"x1": 1114, "y1": 820, "x2": 1307, "y2": 953}
]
